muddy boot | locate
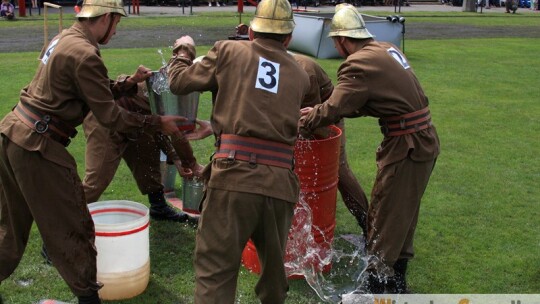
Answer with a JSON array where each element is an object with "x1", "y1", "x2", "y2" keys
[
  {"x1": 386, "y1": 258, "x2": 409, "y2": 293},
  {"x1": 41, "y1": 243, "x2": 52, "y2": 265},
  {"x1": 78, "y1": 292, "x2": 101, "y2": 304},
  {"x1": 393, "y1": 258, "x2": 409, "y2": 293},
  {"x1": 358, "y1": 270, "x2": 385, "y2": 294},
  {"x1": 148, "y1": 190, "x2": 189, "y2": 222}
]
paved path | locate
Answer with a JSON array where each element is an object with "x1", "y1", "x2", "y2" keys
[
  {"x1": 130, "y1": 3, "x2": 538, "y2": 15},
  {"x1": 27, "y1": 1, "x2": 539, "y2": 16},
  {"x1": 3, "y1": 2, "x2": 537, "y2": 53}
]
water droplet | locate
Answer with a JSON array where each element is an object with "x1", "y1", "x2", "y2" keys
[{"x1": 16, "y1": 278, "x2": 33, "y2": 287}]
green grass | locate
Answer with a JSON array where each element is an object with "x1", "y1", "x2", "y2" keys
[{"x1": 0, "y1": 15, "x2": 539, "y2": 304}]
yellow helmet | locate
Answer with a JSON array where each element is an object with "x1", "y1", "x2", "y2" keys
[
  {"x1": 250, "y1": 0, "x2": 295, "y2": 35},
  {"x1": 328, "y1": 4, "x2": 374, "y2": 39},
  {"x1": 76, "y1": 0, "x2": 127, "y2": 18}
]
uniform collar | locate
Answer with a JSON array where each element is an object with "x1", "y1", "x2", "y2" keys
[
  {"x1": 72, "y1": 21, "x2": 100, "y2": 49},
  {"x1": 253, "y1": 37, "x2": 287, "y2": 52}
]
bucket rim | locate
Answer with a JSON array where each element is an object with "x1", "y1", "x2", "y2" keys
[
  {"x1": 296, "y1": 125, "x2": 342, "y2": 144},
  {"x1": 89, "y1": 200, "x2": 149, "y2": 234}
]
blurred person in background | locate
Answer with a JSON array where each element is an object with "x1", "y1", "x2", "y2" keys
[{"x1": 0, "y1": 0, "x2": 14, "y2": 20}]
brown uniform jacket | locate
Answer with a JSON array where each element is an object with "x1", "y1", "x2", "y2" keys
[
  {"x1": 301, "y1": 40, "x2": 440, "y2": 168},
  {"x1": 293, "y1": 53, "x2": 333, "y2": 108},
  {"x1": 168, "y1": 38, "x2": 311, "y2": 203},
  {"x1": 0, "y1": 22, "x2": 160, "y2": 169}
]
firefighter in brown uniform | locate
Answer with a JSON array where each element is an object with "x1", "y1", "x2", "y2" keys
[
  {"x1": 293, "y1": 53, "x2": 369, "y2": 236},
  {"x1": 299, "y1": 4, "x2": 440, "y2": 294},
  {"x1": 0, "y1": 0, "x2": 186, "y2": 303},
  {"x1": 82, "y1": 72, "x2": 206, "y2": 222},
  {"x1": 167, "y1": 0, "x2": 310, "y2": 302}
]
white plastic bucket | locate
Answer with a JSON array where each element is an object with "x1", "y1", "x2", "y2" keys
[{"x1": 88, "y1": 200, "x2": 150, "y2": 300}]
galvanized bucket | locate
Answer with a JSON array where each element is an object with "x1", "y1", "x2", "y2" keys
[
  {"x1": 181, "y1": 177, "x2": 204, "y2": 215},
  {"x1": 146, "y1": 70, "x2": 199, "y2": 132}
]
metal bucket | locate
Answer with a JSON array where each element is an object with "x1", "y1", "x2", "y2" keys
[
  {"x1": 181, "y1": 177, "x2": 204, "y2": 215},
  {"x1": 146, "y1": 70, "x2": 199, "y2": 132}
]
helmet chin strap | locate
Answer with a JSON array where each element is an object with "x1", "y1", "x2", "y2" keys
[{"x1": 98, "y1": 14, "x2": 115, "y2": 44}]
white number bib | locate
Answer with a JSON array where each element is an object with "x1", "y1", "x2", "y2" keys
[
  {"x1": 387, "y1": 47, "x2": 410, "y2": 70},
  {"x1": 255, "y1": 57, "x2": 280, "y2": 94},
  {"x1": 41, "y1": 38, "x2": 60, "y2": 65}
]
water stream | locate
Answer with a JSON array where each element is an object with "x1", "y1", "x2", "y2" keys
[
  {"x1": 150, "y1": 49, "x2": 170, "y2": 95},
  {"x1": 285, "y1": 196, "x2": 369, "y2": 303},
  {"x1": 282, "y1": 137, "x2": 371, "y2": 303}
]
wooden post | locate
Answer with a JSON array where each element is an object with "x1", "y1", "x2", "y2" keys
[{"x1": 43, "y1": 2, "x2": 63, "y2": 49}]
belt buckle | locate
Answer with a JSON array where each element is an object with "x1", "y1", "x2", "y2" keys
[
  {"x1": 399, "y1": 118, "x2": 406, "y2": 130},
  {"x1": 34, "y1": 115, "x2": 51, "y2": 134},
  {"x1": 226, "y1": 150, "x2": 236, "y2": 164},
  {"x1": 248, "y1": 153, "x2": 257, "y2": 169}
]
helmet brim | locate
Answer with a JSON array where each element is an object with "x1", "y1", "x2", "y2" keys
[{"x1": 76, "y1": 5, "x2": 127, "y2": 18}]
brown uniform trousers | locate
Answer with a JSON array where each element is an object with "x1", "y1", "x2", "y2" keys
[
  {"x1": 0, "y1": 134, "x2": 101, "y2": 296},
  {"x1": 168, "y1": 38, "x2": 311, "y2": 303},
  {"x1": 195, "y1": 187, "x2": 294, "y2": 304},
  {"x1": 83, "y1": 81, "x2": 162, "y2": 202},
  {"x1": 336, "y1": 119, "x2": 369, "y2": 228},
  {"x1": 82, "y1": 113, "x2": 162, "y2": 203},
  {"x1": 294, "y1": 53, "x2": 369, "y2": 232}
]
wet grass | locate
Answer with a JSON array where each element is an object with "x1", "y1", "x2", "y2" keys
[{"x1": 0, "y1": 30, "x2": 539, "y2": 304}]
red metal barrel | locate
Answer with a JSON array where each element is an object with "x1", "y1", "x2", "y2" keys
[{"x1": 241, "y1": 125, "x2": 342, "y2": 278}]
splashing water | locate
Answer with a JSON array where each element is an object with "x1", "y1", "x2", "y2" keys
[
  {"x1": 16, "y1": 278, "x2": 33, "y2": 287},
  {"x1": 282, "y1": 134, "x2": 370, "y2": 303},
  {"x1": 149, "y1": 68, "x2": 169, "y2": 96},
  {"x1": 284, "y1": 194, "x2": 369, "y2": 303},
  {"x1": 157, "y1": 48, "x2": 168, "y2": 68},
  {"x1": 149, "y1": 49, "x2": 171, "y2": 96}
]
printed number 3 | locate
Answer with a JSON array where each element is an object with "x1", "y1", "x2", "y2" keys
[{"x1": 256, "y1": 57, "x2": 280, "y2": 94}]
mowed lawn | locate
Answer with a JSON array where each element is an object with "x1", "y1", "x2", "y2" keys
[{"x1": 0, "y1": 11, "x2": 538, "y2": 304}]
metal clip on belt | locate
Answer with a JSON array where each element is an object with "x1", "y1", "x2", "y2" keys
[
  {"x1": 13, "y1": 102, "x2": 78, "y2": 147},
  {"x1": 214, "y1": 134, "x2": 294, "y2": 169},
  {"x1": 379, "y1": 107, "x2": 432, "y2": 137}
]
